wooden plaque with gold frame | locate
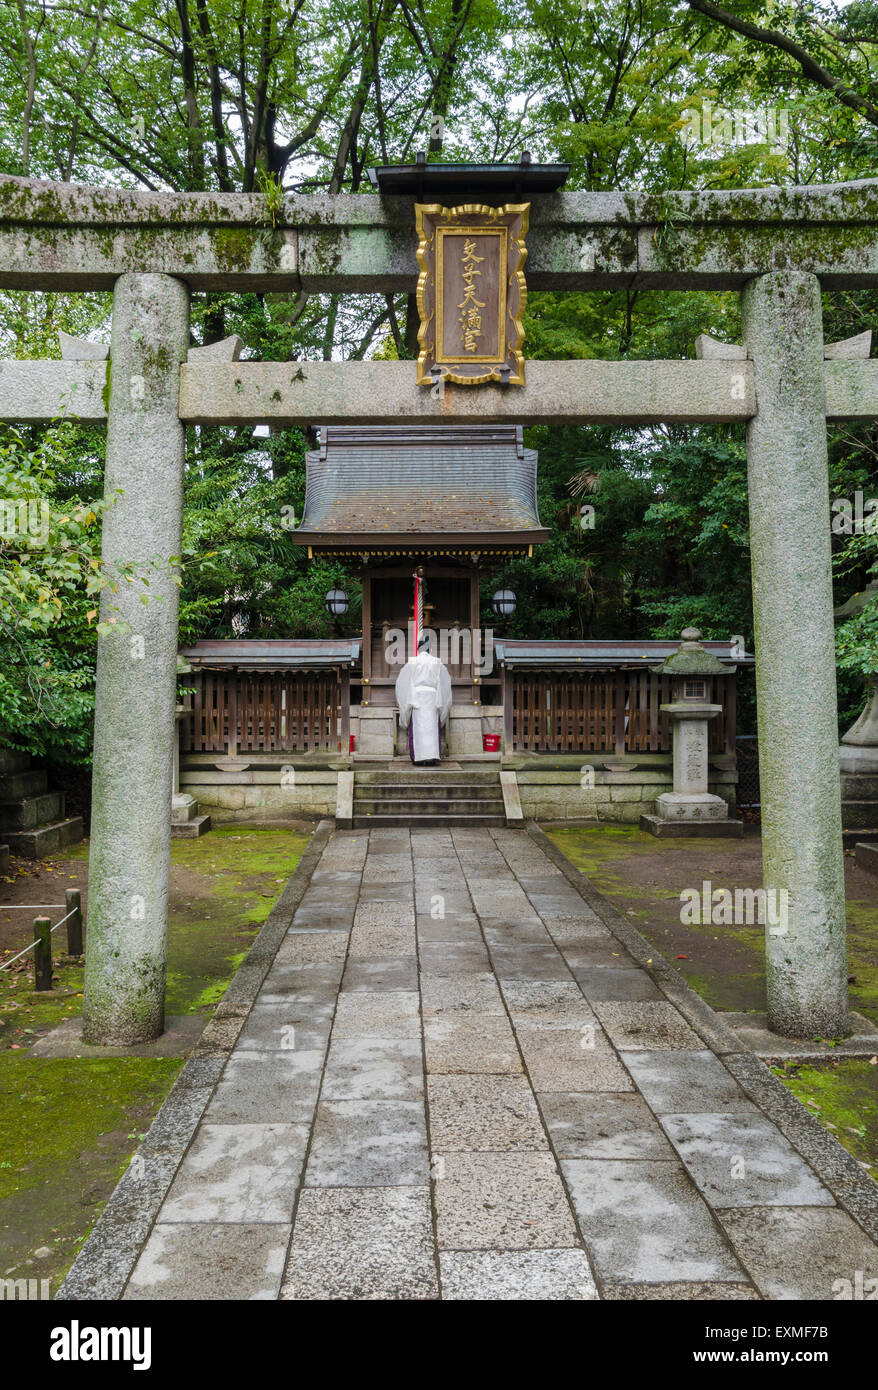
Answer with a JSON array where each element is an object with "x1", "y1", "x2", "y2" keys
[{"x1": 415, "y1": 202, "x2": 529, "y2": 386}]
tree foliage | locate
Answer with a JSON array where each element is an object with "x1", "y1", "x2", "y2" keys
[{"x1": 0, "y1": 0, "x2": 877, "y2": 756}]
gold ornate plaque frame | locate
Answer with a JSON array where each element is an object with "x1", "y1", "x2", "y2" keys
[{"x1": 415, "y1": 202, "x2": 529, "y2": 386}]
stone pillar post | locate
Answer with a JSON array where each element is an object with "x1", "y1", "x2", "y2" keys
[
  {"x1": 662, "y1": 703, "x2": 723, "y2": 804},
  {"x1": 83, "y1": 274, "x2": 189, "y2": 1045},
  {"x1": 742, "y1": 271, "x2": 848, "y2": 1038}
]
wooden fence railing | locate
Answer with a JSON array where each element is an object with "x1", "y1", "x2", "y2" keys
[
  {"x1": 180, "y1": 670, "x2": 346, "y2": 754},
  {"x1": 509, "y1": 670, "x2": 732, "y2": 754}
]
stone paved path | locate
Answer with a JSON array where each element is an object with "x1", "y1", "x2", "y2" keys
[{"x1": 117, "y1": 827, "x2": 878, "y2": 1300}]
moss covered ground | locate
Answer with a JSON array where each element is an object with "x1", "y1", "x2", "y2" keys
[
  {"x1": 0, "y1": 825, "x2": 310, "y2": 1292},
  {"x1": 545, "y1": 824, "x2": 878, "y2": 1180}
]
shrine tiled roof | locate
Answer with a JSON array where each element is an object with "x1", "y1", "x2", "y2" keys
[{"x1": 293, "y1": 425, "x2": 548, "y2": 547}]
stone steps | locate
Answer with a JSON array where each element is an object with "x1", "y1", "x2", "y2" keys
[
  {"x1": 355, "y1": 768, "x2": 500, "y2": 785},
  {"x1": 855, "y1": 842, "x2": 878, "y2": 876},
  {"x1": 355, "y1": 797, "x2": 506, "y2": 817},
  {"x1": 6, "y1": 817, "x2": 85, "y2": 858},
  {"x1": 351, "y1": 767, "x2": 508, "y2": 828},
  {"x1": 0, "y1": 750, "x2": 84, "y2": 858},
  {"x1": 357, "y1": 781, "x2": 503, "y2": 799},
  {"x1": 0, "y1": 768, "x2": 49, "y2": 800},
  {"x1": 841, "y1": 800, "x2": 878, "y2": 829},
  {"x1": 353, "y1": 812, "x2": 507, "y2": 828},
  {"x1": 171, "y1": 815, "x2": 212, "y2": 838},
  {"x1": 0, "y1": 790, "x2": 64, "y2": 830}
]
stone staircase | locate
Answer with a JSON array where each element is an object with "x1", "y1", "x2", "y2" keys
[
  {"x1": 856, "y1": 842, "x2": 878, "y2": 876},
  {"x1": 0, "y1": 750, "x2": 84, "y2": 859},
  {"x1": 352, "y1": 766, "x2": 507, "y2": 829}
]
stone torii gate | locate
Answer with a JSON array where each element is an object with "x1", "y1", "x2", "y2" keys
[{"x1": 2, "y1": 172, "x2": 876, "y2": 1045}]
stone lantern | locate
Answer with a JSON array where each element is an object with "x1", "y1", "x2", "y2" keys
[{"x1": 640, "y1": 628, "x2": 742, "y2": 837}]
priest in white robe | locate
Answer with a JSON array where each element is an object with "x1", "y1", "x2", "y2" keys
[{"x1": 395, "y1": 634, "x2": 453, "y2": 765}]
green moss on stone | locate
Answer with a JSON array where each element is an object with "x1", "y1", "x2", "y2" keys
[{"x1": 211, "y1": 228, "x2": 256, "y2": 273}]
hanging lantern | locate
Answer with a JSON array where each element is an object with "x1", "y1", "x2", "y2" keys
[
  {"x1": 325, "y1": 587, "x2": 349, "y2": 616},
  {"x1": 492, "y1": 588, "x2": 516, "y2": 618}
]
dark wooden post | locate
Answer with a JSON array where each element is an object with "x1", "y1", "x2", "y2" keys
[
  {"x1": 724, "y1": 675, "x2": 737, "y2": 755},
  {"x1": 340, "y1": 667, "x2": 351, "y2": 752},
  {"x1": 469, "y1": 567, "x2": 480, "y2": 705},
  {"x1": 33, "y1": 917, "x2": 52, "y2": 991},
  {"x1": 227, "y1": 672, "x2": 239, "y2": 759},
  {"x1": 65, "y1": 889, "x2": 83, "y2": 956},
  {"x1": 503, "y1": 666, "x2": 515, "y2": 753},
  {"x1": 614, "y1": 671, "x2": 627, "y2": 756},
  {"x1": 361, "y1": 569, "x2": 372, "y2": 704}
]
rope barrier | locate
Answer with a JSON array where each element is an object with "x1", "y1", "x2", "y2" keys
[
  {"x1": 1, "y1": 904, "x2": 70, "y2": 910},
  {"x1": 0, "y1": 906, "x2": 79, "y2": 972}
]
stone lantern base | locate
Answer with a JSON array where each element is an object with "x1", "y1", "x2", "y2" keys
[
  {"x1": 171, "y1": 791, "x2": 212, "y2": 839},
  {"x1": 840, "y1": 676, "x2": 878, "y2": 833},
  {"x1": 640, "y1": 803, "x2": 743, "y2": 838}
]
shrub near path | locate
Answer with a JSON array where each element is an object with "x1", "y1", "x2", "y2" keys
[{"x1": 0, "y1": 825, "x2": 311, "y2": 1293}]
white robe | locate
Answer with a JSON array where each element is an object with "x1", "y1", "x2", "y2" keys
[{"x1": 395, "y1": 651, "x2": 453, "y2": 762}]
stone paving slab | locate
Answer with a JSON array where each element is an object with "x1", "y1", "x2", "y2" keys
[
  {"x1": 572, "y1": 965, "x2": 663, "y2": 1001},
  {"x1": 161, "y1": 1123, "x2": 309, "y2": 1223},
  {"x1": 593, "y1": 1000, "x2": 704, "y2": 1050},
  {"x1": 203, "y1": 1051, "x2": 325, "y2": 1125},
  {"x1": 427, "y1": 1075, "x2": 546, "y2": 1151},
  {"x1": 332, "y1": 989, "x2": 420, "y2": 1039},
  {"x1": 424, "y1": 1013, "x2": 522, "y2": 1074},
  {"x1": 538, "y1": 1093, "x2": 677, "y2": 1160},
  {"x1": 341, "y1": 956, "x2": 418, "y2": 991},
  {"x1": 280, "y1": 1187, "x2": 437, "y2": 1300},
  {"x1": 435, "y1": 1152, "x2": 579, "y2": 1249},
  {"x1": 306, "y1": 1099, "x2": 430, "y2": 1186},
  {"x1": 440, "y1": 1249, "x2": 598, "y2": 1300},
  {"x1": 562, "y1": 1159, "x2": 747, "y2": 1283},
  {"x1": 420, "y1": 971, "x2": 506, "y2": 1016},
  {"x1": 235, "y1": 999, "x2": 334, "y2": 1052},
  {"x1": 660, "y1": 1110, "x2": 835, "y2": 1208},
  {"x1": 621, "y1": 1048, "x2": 754, "y2": 1114},
  {"x1": 322, "y1": 1037, "x2": 424, "y2": 1101},
  {"x1": 500, "y1": 980, "x2": 598, "y2": 1030},
  {"x1": 717, "y1": 1205, "x2": 878, "y2": 1300},
  {"x1": 62, "y1": 821, "x2": 878, "y2": 1301},
  {"x1": 603, "y1": 1281, "x2": 760, "y2": 1301},
  {"x1": 125, "y1": 1223, "x2": 291, "y2": 1301},
  {"x1": 517, "y1": 1028, "x2": 635, "y2": 1092}
]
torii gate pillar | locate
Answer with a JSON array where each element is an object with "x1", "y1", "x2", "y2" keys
[
  {"x1": 82, "y1": 274, "x2": 190, "y2": 1045},
  {"x1": 742, "y1": 271, "x2": 848, "y2": 1038}
]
